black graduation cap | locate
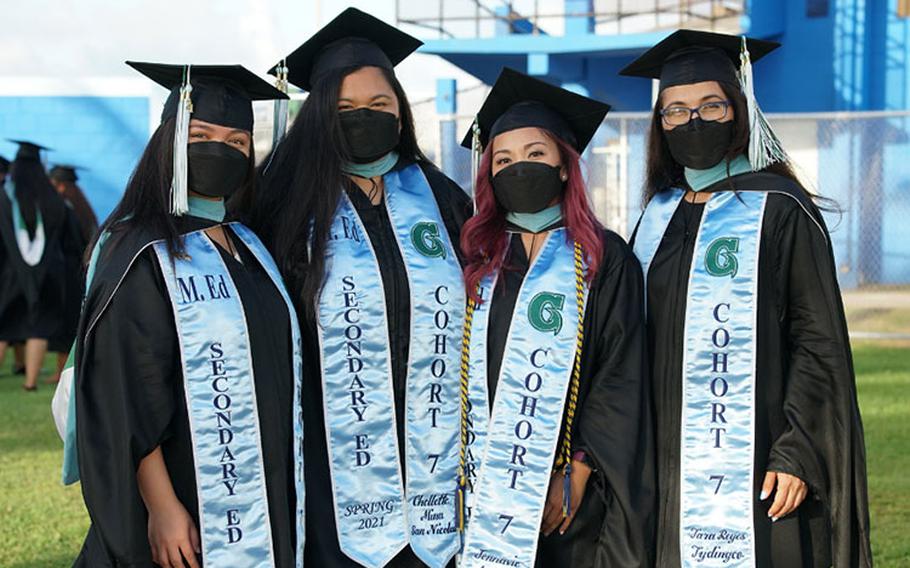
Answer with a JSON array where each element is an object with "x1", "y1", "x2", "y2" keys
[
  {"x1": 9, "y1": 140, "x2": 51, "y2": 161},
  {"x1": 0, "y1": 155, "x2": 9, "y2": 174},
  {"x1": 460, "y1": 68, "x2": 611, "y2": 152},
  {"x1": 127, "y1": 61, "x2": 288, "y2": 131},
  {"x1": 49, "y1": 164, "x2": 84, "y2": 183},
  {"x1": 619, "y1": 29, "x2": 779, "y2": 91},
  {"x1": 272, "y1": 7, "x2": 423, "y2": 91}
]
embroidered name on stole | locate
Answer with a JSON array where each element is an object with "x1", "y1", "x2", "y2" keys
[
  {"x1": 634, "y1": 190, "x2": 767, "y2": 567},
  {"x1": 461, "y1": 229, "x2": 587, "y2": 568},
  {"x1": 317, "y1": 164, "x2": 464, "y2": 568}
]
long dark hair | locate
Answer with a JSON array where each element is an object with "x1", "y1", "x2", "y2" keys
[
  {"x1": 90, "y1": 118, "x2": 256, "y2": 260},
  {"x1": 250, "y1": 65, "x2": 428, "y2": 318},
  {"x1": 10, "y1": 157, "x2": 65, "y2": 237},
  {"x1": 644, "y1": 81, "x2": 811, "y2": 205}
]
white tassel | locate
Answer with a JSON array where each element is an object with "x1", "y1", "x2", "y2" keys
[
  {"x1": 470, "y1": 117, "x2": 481, "y2": 215},
  {"x1": 272, "y1": 59, "x2": 290, "y2": 151},
  {"x1": 171, "y1": 65, "x2": 193, "y2": 216},
  {"x1": 738, "y1": 36, "x2": 788, "y2": 171}
]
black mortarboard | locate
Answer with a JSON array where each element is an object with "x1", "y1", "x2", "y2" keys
[
  {"x1": 10, "y1": 140, "x2": 51, "y2": 161},
  {"x1": 273, "y1": 7, "x2": 422, "y2": 91},
  {"x1": 619, "y1": 29, "x2": 779, "y2": 92},
  {"x1": 461, "y1": 68, "x2": 611, "y2": 152},
  {"x1": 127, "y1": 61, "x2": 288, "y2": 131},
  {"x1": 49, "y1": 164, "x2": 84, "y2": 183},
  {"x1": 0, "y1": 156, "x2": 9, "y2": 174}
]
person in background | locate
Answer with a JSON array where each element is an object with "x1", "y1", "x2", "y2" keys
[
  {"x1": 621, "y1": 30, "x2": 872, "y2": 568},
  {"x1": 0, "y1": 141, "x2": 81, "y2": 390},
  {"x1": 66, "y1": 62, "x2": 302, "y2": 567},
  {"x1": 43, "y1": 165, "x2": 94, "y2": 384},
  {"x1": 0, "y1": 154, "x2": 20, "y2": 375},
  {"x1": 49, "y1": 164, "x2": 98, "y2": 243},
  {"x1": 251, "y1": 8, "x2": 471, "y2": 567},
  {"x1": 455, "y1": 68, "x2": 654, "y2": 568}
]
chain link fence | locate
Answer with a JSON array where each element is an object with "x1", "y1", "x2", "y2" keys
[{"x1": 413, "y1": 105, "x2": 910, "y2": 291}]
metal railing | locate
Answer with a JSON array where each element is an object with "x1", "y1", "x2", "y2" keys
[
  {"x1": 412, "y1": 105, "x2": 910, "y2": 290},
  {"x1": 395, "y1": 0, "x2": 746, "y2": 39}
]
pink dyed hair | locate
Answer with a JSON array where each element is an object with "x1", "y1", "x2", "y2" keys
[{"x1": 461, "y1": 130, "x2": 605, "y2": 303}]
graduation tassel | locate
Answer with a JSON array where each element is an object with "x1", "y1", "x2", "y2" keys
[
  {"x1": 272, "y1": 58, "x2": 290, "y2": 151},
  {"x1": 171, "y1": 65, "x2": 193, "y2": 216},
  {"x1": 738, "y1": 36, "x2": 788, "y2": 171},
  {"x1": 469, "y1": 117, "x2": 481, "y2": 214}
]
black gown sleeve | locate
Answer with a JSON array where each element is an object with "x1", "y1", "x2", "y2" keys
[
  {"x1": 76, "y1": 250, "x2": 179, "y2": 566},
  {"x1": 764, "y1": 200, "x2": 872, "y2": 566},
  {"x1": 575, "y1": 233, "x2": 655, "y2": 568}
]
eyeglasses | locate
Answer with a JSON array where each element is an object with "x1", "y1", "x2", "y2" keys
[{"x1": 660, "y1": 100, "x2": 732, "y2": 126}]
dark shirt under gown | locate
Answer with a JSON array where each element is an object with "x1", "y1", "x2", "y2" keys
[
  {"x1": 301, "y1": 160, "x2": 471, "y2": 568},
  {"x1": 483, "y1": 228, "x2": 655, "y2": 568},
  {"x1": 75, "y1": 221, "x2": 296, "y2": 567},
  {"x1": 637, "y1": 173, "x2": 872, "y2": 568}
]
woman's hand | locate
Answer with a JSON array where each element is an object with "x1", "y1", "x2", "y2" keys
[
  {"x1": 541, "y1": 459, "x2": 592, "y2": 536},
  {"x1": 761, "y1": 471, "x2": 808, "y2": 521},
  {"x1": 147, "y1": 498, "x2": 201, "y2": 568},
  {"x1": 137, "y1": 447, "x2": 200, "y2": 567}
]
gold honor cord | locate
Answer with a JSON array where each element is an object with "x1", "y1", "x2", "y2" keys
[
  {"x1": 455, "y1": 241, "x2": 587, "y2": 545},
  {"x1": 456, "y1": 295, "x2": 476, "y2": 541},
  {"x1": 557, "y1": 241, "x2": 586, "y2": 517}
]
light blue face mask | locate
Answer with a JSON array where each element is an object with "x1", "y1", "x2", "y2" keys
[
  {"x1": 342, "y1": 151, "x2": 400, "y2": 179},
  {"x1": 188, "y1": 196, "x2": 226, "y2": 222},
  {"x1": 685, "y1": 154, "x2": 752, "y2": 191},
  {"x1": 506, "y1": 203, "x2": 563, "y2": 233}
]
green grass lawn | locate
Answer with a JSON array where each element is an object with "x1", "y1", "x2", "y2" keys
[{"x1": 0, "y1": 343, "x2": 907, "y2": 567}]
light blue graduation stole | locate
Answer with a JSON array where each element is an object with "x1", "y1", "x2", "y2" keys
[
  {"x1": 634, "y1": 190, "x2": 767, "y2": 567},
  {"x1": 460, "y1": 228, "x2": 587, "y2": 568},
  {"x1": 317, "y1": 164, "x2": 464, "y2": 568},
  {"x1": 153, "y1": 224, "x2": 305, "y2": 567}
]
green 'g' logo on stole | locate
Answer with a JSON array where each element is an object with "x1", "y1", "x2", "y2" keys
[
  {"x1": 410, "y1": 221, "x2": 447, "y2": 259},
  {"x1": 705, "y1": 237, "x2": 741, "y2": 278},
  {"x1": 528, "y1": 292, "x2": 566, "y2": 335}
]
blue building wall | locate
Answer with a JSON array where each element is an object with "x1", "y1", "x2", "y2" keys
[
  {"x1": 0, "y1": 96, "x2": 150, "y2": 221},
  {"x1": 753, "y1": 0, "x2": 909, "y2": 112},
  {"x1": 425, "y1": 0, "x2": 910, "y2": 113}
]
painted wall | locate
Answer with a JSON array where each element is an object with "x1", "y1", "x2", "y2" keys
[{"x1": 0, "y1": 96, "x2": 150, "y2": 221}]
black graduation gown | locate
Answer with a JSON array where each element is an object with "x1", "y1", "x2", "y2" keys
[
  {"x1": 635, "y1": 173, "x2": 872, "y2": 568},
  {"x1": 75, "y1": 217, "x2": 297, "y2": 567},
  {"x1": 50, "y1": 201, "x2": 88, "y2": 353},
  {"x1": 482, "y1": 228, "x2": 655, "y2": 568},
  {"x1": 0, "y1": 187, "x2": 82, "y2": 341},
  {"x1": 301, "y1": 160, "x2": 471, "y2": 568}
]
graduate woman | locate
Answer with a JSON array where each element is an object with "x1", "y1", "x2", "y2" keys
[
  {"x1": 621, "y1": 30, "x2": 872, "y2": 568},
  {"x1": 251, "y1": 8, "x2": 470, "y2": 568},
  {"x1": 69, "y1": 62, "x2": 304, "y2": 567},
  {"x1": 456, "y1": 68, "x2": 654, "y2": 568},
  {"x1": 0, "y1": 141, "x2": 82, "y2": 390}
]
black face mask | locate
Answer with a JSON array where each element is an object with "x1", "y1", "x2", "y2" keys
[
  {"x1": 187, "y1": 142, "x2": 249, "y2": 199},
  {"x1": 338, "y1": 108, "x2": 401, "y2": 163},
  {"x1": 664, "y1": 118, "x2": 734, "y2": 170},
  {"x1": 491, "y1": 161, "x2": 564, "y2": 214}
]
